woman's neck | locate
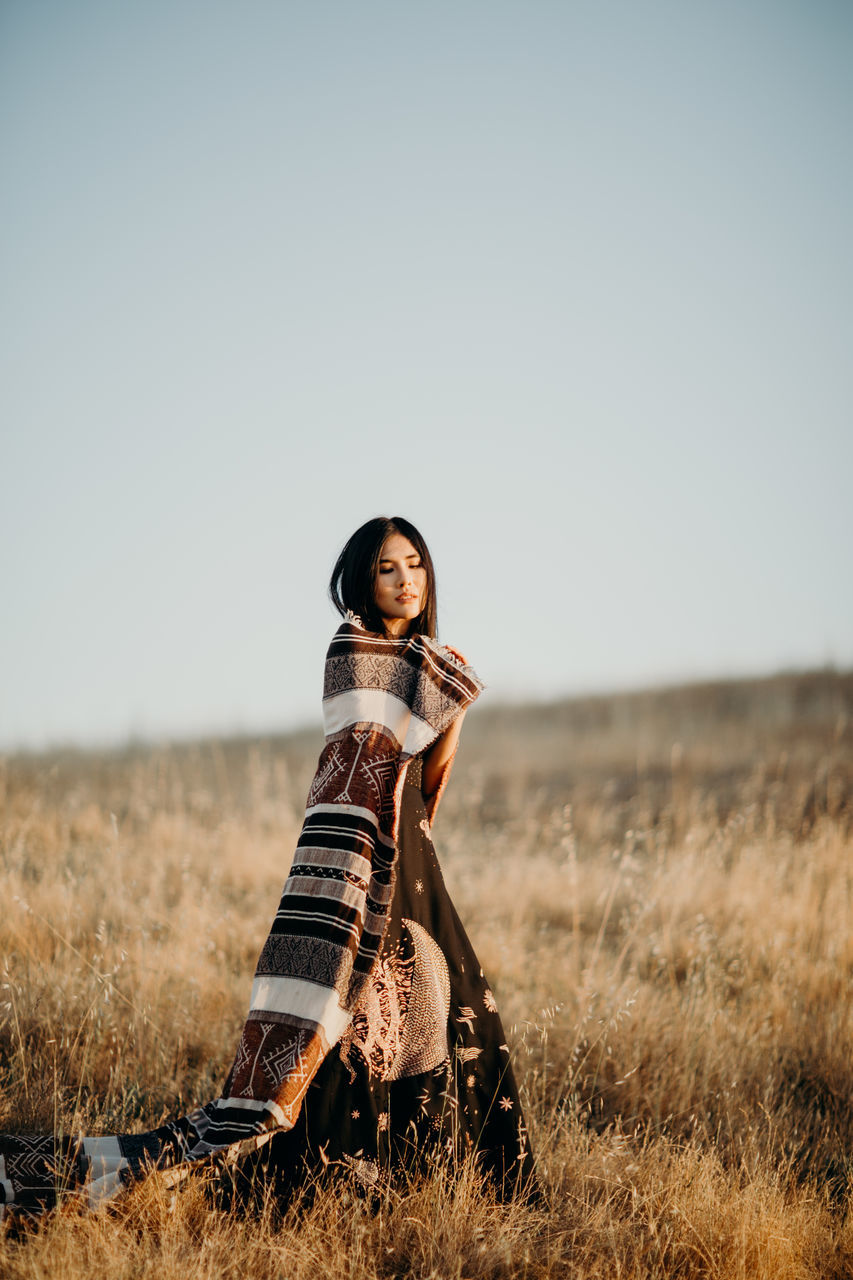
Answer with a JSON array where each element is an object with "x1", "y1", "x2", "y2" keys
[{"x1": 382, "y1": 617, "x2": 410, "y2": 639}]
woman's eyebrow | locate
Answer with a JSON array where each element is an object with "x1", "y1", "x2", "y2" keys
[{"x1": 379, "y1": 554, "x2": 421, "y2": 563}]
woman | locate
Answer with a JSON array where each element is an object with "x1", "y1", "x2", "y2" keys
[{"x1": 0, "y1": 517, "x2": 534, "y2": 1218}]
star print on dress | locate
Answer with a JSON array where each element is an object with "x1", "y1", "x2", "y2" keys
[
  {"x1": 351, "y1": 1109, "x2": 360, "y2": 1120},
  {"x1": 377, "y1": 1113, "x2": 389, "y2": 1131},
  {"x1": 499, "y1": 1096, "x2": 513, "y2": 1111},
  {"x1": 483, "y1": 989, "x2": 498, "y2": 1012},
  {"x1": 415, "y1": 879, "x2": 424, "y2": 894}
]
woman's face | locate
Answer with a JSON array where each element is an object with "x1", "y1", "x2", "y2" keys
[{"x1": 374, "y1": 533, "x2": 427, "y2": 636}]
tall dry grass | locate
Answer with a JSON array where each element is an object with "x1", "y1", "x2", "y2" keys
[{"x1": 1, "y1": 669, "x2": 852, "y2": 1278}]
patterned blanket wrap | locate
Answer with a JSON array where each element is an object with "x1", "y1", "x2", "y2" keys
[
  {"x1": 208, "y1": 621, "x2": 484, "y2": 1147},
  {"x1": 0, "y1": 620, "x2": 483, "y2": 1215}
]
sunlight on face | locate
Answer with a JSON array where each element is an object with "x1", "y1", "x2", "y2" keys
[{"x1": 374, "y1": 533, "x2": 427, "y2": 636}]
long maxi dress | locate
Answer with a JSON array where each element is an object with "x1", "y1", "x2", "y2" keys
[{"x1": 0, "y1": 621, "x2": 535, "y2": 1218}]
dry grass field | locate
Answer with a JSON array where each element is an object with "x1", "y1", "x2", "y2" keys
[{"x1": 1, "y1": 668, "x2": 852, "y2": 1278}]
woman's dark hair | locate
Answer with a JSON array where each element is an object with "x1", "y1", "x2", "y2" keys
[{"x1": 329, "y1": 516, "x2": 438, "y2": 639}]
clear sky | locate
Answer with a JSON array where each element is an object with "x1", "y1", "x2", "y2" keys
[{"x1": 2, "y1": 0, "x2": 851, "y2": 750}]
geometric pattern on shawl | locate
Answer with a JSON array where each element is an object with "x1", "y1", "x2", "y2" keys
[{"x1": 0, "y1": 618, "x2": 483, "y2": 1219}]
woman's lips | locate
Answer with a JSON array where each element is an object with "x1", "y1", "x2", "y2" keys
[{"x1": 396, "y1": 594, "x2": 418, "y2": 603}]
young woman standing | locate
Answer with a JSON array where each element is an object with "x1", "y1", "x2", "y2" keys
[
  {"x1": 253, "y1": 515, "x2": 535, "y2": 1198},
  {"x1": 0, "y1": 516, "x2": 534, "y2": 1218}
]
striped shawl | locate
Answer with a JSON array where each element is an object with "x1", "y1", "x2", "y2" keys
[
  {"x1": 0, "y1": 619, "x2": 483, "y2": 1214},
  {"x1": 205, "y1": 618, "x2": 484, "y2": 1148}
]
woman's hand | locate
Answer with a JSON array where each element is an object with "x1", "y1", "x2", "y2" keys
[{"x1": 441, "y1": 644, "x2": 468, "y2": 666}]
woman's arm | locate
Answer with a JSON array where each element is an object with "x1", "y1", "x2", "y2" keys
[{"x1": 422, "y1": 708, "x2": 467, "y2": 799}]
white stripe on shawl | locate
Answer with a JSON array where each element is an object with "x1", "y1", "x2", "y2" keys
[
  {"x1": 248, "y1": 975, "x2": 351, "y2": 1043},
  {"x1": 323, "y1": 689, "x2": 439, "y2": 757},
  {"x1": 363, "y1": 904, "x2": 393, "y2": 931},
  {"x1": 86, "y1": 1158, "x2": 128, "y2": 1179},
  {"x1": 82, "y1": 1136, "x2": 125, "y2": 1182},
  {"x1": 272, "y1": 910, "x2": 361, "y2": 939},
  {"x1": 289, "y1": 846, "x2": 372, "y2": 878},
  {"x1": 283, "y1": 875, "x2": 368, "y2": 911},
  {"x1": 322, "y1": 688, "x2": 411, "y2": 740},
  {"x1": 0, "y1": 1155, "x2": 13, "y2": 1208},
  {"x1": 299, "y1": 819, "x2": 378, "y2": 842},
  {"x1": 272, "y1": 904, "x2": 388, "y2": 938},
  {"x1": 205, "y1": 1096, "x2": 290, "y2": 1129},
  {"x1": 83, "y1": 1136, "x2": 123, "y2": 1159},
  {"x1": 401, "y1": 711, "x2": 440, "y2": 756},
  {"x1": 87, "y1": 1168, "x2": 126, "y2": 1209},
  {"x1": 303, "y1": 802, "x2": 381, "y2": 828}
]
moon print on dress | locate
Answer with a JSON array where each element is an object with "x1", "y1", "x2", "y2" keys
[{"x1": 339, "y1": 919, "x2": 451, "y2": 1083}]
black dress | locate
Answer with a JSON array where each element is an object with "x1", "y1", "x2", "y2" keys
[{"x1": 247, "y1": 755, "x2": 535, "y2": 1200}]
